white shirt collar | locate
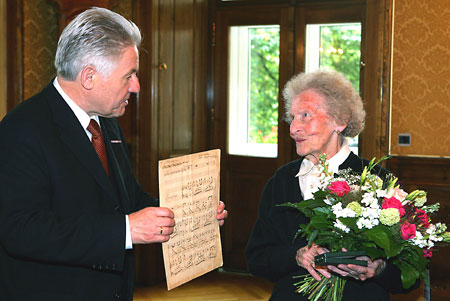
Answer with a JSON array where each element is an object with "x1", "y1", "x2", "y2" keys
[
  {"x1": 295, "y1": 139, "x2": 351, "y2": 178},
  {"x1": 53, "y1": 77, "x2": 100, "y2": 131},
  {"x1": 327, "y1": 139, "x2": 351, "y2": 174},
  {"x1": 295, "y1": 139, "x2": 351, "y2": 200}
]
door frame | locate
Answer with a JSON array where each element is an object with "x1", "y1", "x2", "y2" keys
[{"x1": 209, "y1": 3, "x2": 295, "y2": 269}]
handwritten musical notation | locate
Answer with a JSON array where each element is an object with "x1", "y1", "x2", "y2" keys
[{"x1": 159, "y1": 149, "x2": 222, "y2": 290}]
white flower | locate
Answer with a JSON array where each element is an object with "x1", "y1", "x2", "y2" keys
[
  {"x1": 362, "y1": 207, "x2": 381, "y2": 219},
  {"x1": 332, "y1": 202, "x2": 343, "y2": 211},
  {"x1": 332, "y1": 203, "x2": 357, "y2": 218},
  {"x1": 411, "y1": 232, "x2": 427, "y2": 248},
  {"x1": 361, "y1": 192, "x2": 379, "y2": 208},
  {"x1": 376, "y1": 189, "x2": 388, "y2": 199},
  {"x1": 361, "y1": 183, "x2": 372, "y2": 192},
  {"x1": 334, "y1": 220, "x2": 350, "y2": 233},
  {"x1": 356, "y1": 217, "x2": 379, "y2": 229},
  {"x1": 426, "y1": 224, "x2": 436, "y2": 234}
]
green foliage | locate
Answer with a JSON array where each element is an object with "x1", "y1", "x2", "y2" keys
[
  {"x1": 319, "y1": 25, "x2": 361, "y2": 90},
  {"x1": 280, "y1": 197, "x2": 328, "y2": 218},
  {"x1": 393, "y1": 245, "x2": 427, "y2": 289},
  {"x1": 248, "y1": 27, "x2": 279, "y2": 144},
  {"x1": 364, "y1": 225, "x2": 404, "y2": 258}
]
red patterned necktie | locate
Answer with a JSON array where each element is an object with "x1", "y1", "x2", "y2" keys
[{"x1": 87, "y1": 119, "x2": 109, "y2": 175}]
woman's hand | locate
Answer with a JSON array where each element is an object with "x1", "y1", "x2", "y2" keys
[
  {"x1": 327, "y1": 248, "x2": 386, "y2": 281},
  {"x1": 296, "y1": 244, "x2": 332, "y2": 281}
]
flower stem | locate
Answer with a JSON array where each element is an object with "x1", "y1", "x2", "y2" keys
[{"x1": 294, "y1": 275, "x2": 346, "y2": 301}]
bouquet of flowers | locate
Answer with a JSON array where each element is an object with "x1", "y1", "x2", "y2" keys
[{"x1": 282, "y1": 154, "x2": 450, "y2": 301}]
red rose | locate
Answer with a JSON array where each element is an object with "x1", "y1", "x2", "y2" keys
[
  {"x1": 327, "y1": 181, "x2": 350, "y2": 197},
  {"x1": 382, "y1": 197, "x2": 405, "y2": 216},
  {"x1": 401, "y1": 222, "x2": 417, "y2": 240},
  {"x1": 416, "y1": 209, "x2": 430, "y2": 228},
  {"x1": 423, "y1": 249, "x2": 433, "y2": 258}
]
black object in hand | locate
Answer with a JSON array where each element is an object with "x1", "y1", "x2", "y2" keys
[{"x1": 315, "y1": 251, "x2": 368, "y2": 267}]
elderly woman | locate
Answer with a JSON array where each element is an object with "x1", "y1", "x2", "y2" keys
[{"x1": 245, "y1": 70, "x2": 407, "y2": 300}]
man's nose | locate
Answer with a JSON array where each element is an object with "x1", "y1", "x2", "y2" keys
[{"x1": 129, "y1": 74, "x2": 140, "y2": 93}]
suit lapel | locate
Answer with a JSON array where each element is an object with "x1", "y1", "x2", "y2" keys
[
  {"x1": 100, "y1": 117, "x2": 130, "y2": 213},
  {"x1": 44, "y1": 83, "x2": 118, "y2": 202}
]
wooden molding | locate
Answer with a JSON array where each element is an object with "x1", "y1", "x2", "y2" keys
[{"x1": 51, "y1": 0, "x2": 119, "y2": 32}]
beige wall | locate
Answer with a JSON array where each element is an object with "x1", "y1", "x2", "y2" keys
[
  {"x1": 390, "y1": 0, "x2": 450, "y2": 157},
  {"x1": 0, "y1": 0, "x2": 6, "y2": 120}
]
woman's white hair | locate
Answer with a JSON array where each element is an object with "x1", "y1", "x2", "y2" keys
[
  {"x1": 54, "y1": 7, "x2": 141, "y2": 80},
  {"x1": 282, "y1": 70, "x2": 365, "y2": 138}
]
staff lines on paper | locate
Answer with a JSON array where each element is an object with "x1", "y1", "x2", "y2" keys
[{"x1": 160, "y1": 149, "x2": 222, "y2": 290}]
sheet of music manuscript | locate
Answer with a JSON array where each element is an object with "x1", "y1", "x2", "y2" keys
[{"x1": 159, "y1": 149, "x2": 222, "y2": 290}]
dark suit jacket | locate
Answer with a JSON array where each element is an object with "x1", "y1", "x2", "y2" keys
[
  {"x1": 245, "y1": 153, "x2": 406, "y2": 300},
  {"x1": 0, "y1": 82, "x2": 157, "y2": 301}
]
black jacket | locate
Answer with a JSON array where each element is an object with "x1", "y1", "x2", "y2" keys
[{"x1": 0, "y1": 82, "x2": 157, "y2": 300}]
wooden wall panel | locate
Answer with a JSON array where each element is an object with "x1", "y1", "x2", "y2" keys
[
  {"x1": 173, "y1": 0, "x2": 194, "y2": 152},
  {"x1": 0, "y1": 0, "x2": 6, "y2": 120},
  {"x1": 387, "y1": 156, "x2": 450, "y2": 299},
  {"x1": 159, "y1": 0, "x2": 176, "y2": 159},
  {"x1": 158, "y1": 0, "x2": 208, "y2": 160},
  {"x1": 134, "y1": 0, "x2": 210, "y2": 286},
  {"x1": 223, "y1": 158, "x2": 277, "y2": 269}
]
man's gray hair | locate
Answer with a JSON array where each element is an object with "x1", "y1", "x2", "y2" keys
[{"x1": 54, "y1": 7, "x2": 141, "y2": 80}]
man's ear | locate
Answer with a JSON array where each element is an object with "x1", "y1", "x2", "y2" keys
[{"x1": 80, "y1": 66, "x2": 96, "y2": 90}]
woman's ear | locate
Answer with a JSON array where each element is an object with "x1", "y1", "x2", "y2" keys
[
  {"x1": 335, "y1": 122, "x2": 348, "y2": 135},
  {"x1": 80, "y1": 66, "x2": 96, "y2": 90}
]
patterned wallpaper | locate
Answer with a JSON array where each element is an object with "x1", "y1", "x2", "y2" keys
[
  {"x1": 22, "y1": 0, "x2": 131, "y2": 100},
  {"x1": 390, "y1": 0, "x2": 450, "y2": 157},
  {"x1": 23, "y1": 0, "x2": 58, "y2": 99}
]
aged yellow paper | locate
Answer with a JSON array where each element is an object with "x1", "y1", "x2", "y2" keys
[{"x1": 159, "y1": 149, "x2": 223, "y2": 290}]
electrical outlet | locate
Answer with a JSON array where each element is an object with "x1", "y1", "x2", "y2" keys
[{"x1": 398, "y1": 133, "x2": 411, "y2": 146}]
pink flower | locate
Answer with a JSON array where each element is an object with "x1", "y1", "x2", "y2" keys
[
  {"x1": 327, "y1": 181, "x2": 350, "y2": 197},
  {"x1": 423, "y1": 249, "x2": 433, "y2": 258},
  {"x1": 387, "y1": 187, "x2": 408, "y2": 203},
  {"x1": 382, "y1": 197, "x2": 406, "y2": 216},
  {"x1": 401, "y1": 222, "x2": 417, "y2": 240}
]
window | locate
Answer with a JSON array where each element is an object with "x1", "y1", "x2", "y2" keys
[
  {"x1": 228, "y1": 25, "x2": 280, "y2": 158},
  {"x1": 305, "y1": 23, "x2": 361, "y2": 154}
]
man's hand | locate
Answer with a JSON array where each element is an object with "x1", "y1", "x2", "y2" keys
[
  {"x1": 296, "y1": 244, "x2": 331, "y2": 281},
  {"x1": 216, "y1": 201, "x2": 228, "y2": 226},
  {"x1": 128, "y1": 207, "x2": 175, "y2": 244}
]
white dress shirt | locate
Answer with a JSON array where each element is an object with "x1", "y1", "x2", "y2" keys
[
  {"x1": 53, "y1": 78, "x2": 133, "y2": 250},
  {"x1": 296, "y1": 139, "x2": 351, "y2": 200}
]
